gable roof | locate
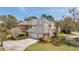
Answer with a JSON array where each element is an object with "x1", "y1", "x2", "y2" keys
[
  {"x1": 18, "y1": 19, "x2": 38, "y2": 25},
  {"x1": 0, "y1": 20, "x2": 6, "y2": 24}
]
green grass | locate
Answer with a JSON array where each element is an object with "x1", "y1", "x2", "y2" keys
[
  {"x1": 25, "y1": 33, "x2": 79, "y2": 51},
  {"x1": 25, "y1": 42, "x2": 79, "y2": 51},
  {"x1": 0, "y1": 47, "x2": 5, "y2": 51}
]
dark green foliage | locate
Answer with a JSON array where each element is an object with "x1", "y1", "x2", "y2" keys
[
  {"x1": 41, "y1": 14, "x2": 55, "y2": 22},
  {"x1": 0, "y1": 27, "x2": 12, "y2": 41},
  {"x1": 0, "y1": 15, "x2": 18, "y2": 29},
  {"x1": 30, "y1": 16, "x2": 37, "y2": 19},
  {"x1": 61, "y1": 25, "x2": 71, "y2": 34},
  {"x1": 24, "y1": 16, "x2": 37, "y2": 21},
  {"x1": 52, "y1": 36, "x2": 69, "y2": 46},
  {"x1": 8, "y1": 15, "x2": 18, "y2": 28},
  {"x1": 7, "y1": 35, "x2": 15, "y2": 40},
  {"x1": 16, "y1": 32, "x2": 26, "y2": 40},
  {"x1": 39, "y1": 37, "x2": 43, "y2": 42},
  {"x1": 75, "y1": 38, "x2": 79, "y2": 42},
  {"x1": 41, "y1": 14, "x2": 47, "y2": 18},
  {"x1": 46, "y1": 15, "x2": 55, "y2": 21}
]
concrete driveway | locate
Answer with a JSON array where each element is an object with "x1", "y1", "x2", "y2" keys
[{"x1": 3, "y1": 38, "x2": 38, "y2": 51}]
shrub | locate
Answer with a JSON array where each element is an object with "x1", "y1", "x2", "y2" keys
[
  {"x1": 75, "y1": 38, "x2": 79, "y2": 42},
  {"x1": 17, "y1": 32, "x2": 26, "y2": 40},
  {"x1": 52, "y1": 36, "x2": 69, "y2": 46},
  {"x1": 7, "y1": 35, "x2": 15, "y2": 40},
  {"x1": 0, "y1": 33, "x2": 7, "y2": 41},
  {"x1": 61, "y1": 25, "x2": 71, "y2": 34},
  {"x1": 39, "y1": 37, "x2": 43, "y2": 42},
  {"x1": 39, "y1": 37, "x2": 52, "y2": 43}
]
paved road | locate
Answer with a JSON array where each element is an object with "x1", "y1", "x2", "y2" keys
[
  {"x1": 3, "y1": 38, "x2": 38, "y2": 51},
  {"x1": 71, "y1": 32, "x2": 79, "y2": 34},
  {"x1": 66, "y1": 36, "x2": 79, "y2": 47}
]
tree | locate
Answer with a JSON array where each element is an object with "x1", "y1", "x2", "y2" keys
[
  {"x1": 41, "y1": 14, "x2": 47, "y2": 19},
  {"x1": 30, "y1": 16, "x2": 37, "y2": 19},
  {"x1": 56, "y1": 8, "x2": 79, "y2": 32},
  {"x1": 57, "y1": 16, "x2": 78, "y2": 32},
  {"x1": 8, "y1": 15, "x2": 18, "y2": 28},
  {"x1": 69, "y1": 7, "x2": 79, "y2": 21},
  {"x1": 0, "y1": 15, "x2": 11, "y2": 28},
  {"x1": 46, "y1": 15, "x2": 55, "y2": 21},
  {"x1": 24, "y1": 16, "x2": 37, "y2": 21},
  {"x1": 61, "y1": 25, "x2": 71, "y2": 34},
  {"x1": 41, "y1": 14, "x2": 55, "y2": 21}
]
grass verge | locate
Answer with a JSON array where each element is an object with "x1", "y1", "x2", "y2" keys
[{"x1": 25, "y1": 42, "x2": 79, "y2": 51}]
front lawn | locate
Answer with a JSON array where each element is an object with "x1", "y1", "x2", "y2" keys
[
  {"x1": 25, "y1": 42, "x2": 79, "y2": 51},
  {"x1": 0, "y1": 47, "x2": 5, "y2": 51},
  {"x1": 25, "y1": 33, "x2": 79, "y2": 51}
]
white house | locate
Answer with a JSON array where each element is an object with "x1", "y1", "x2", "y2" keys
[{"x1": 27, "y1": 19, "x2": 56, "y2": 39}]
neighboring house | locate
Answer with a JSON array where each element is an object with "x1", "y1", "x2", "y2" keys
[
  {"x1": 27, "y1": 19, "x2": 56, "y2": 40},
  {"x1": 0, "y1": 19, "x2": 10, "y2": 28},
  {"x1": 0, "y1": 20, "x2": 5, "y2": 24}
]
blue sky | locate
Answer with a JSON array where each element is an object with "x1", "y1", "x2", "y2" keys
[{"x1": 0, "y1": 7, "x2": 73, "y2": 21}]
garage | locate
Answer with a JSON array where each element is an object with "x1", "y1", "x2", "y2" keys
[{"x1": 29, "y1": 33, "x2": 38, "y2": 39}]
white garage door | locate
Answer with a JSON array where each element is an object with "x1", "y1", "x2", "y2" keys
[{"x1": 29, "y1": 33, "x2": 38, "y2": 39}]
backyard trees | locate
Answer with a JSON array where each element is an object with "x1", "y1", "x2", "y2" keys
[
  {"x1": 41, "y1": 14, "x2": 47, "y2": 19},
  {"x1": 0, "y1": 15, "x2": 18, "y2": 29},
  {"x1": 61, "y1": 25, "x2": 71, "y2": 34},
  {"x1": 69, "y1": 7, "x2": 79, "y2": 21},
  {"x1": 24, "y1": 16, "x2": 37, "y2": 21},
  {"x1": 30, "y1": 16, "x2": 37, "y2": 19},
  {"x1": 65, "y1": 7, "x2": 79, "y2": 32},
  {"x1": 8, "y1": 15, "x2": 18, "y2": 28},
  {"x1": 46, "y1": 15, "x2": 55, "y2": 22},
  {"x1": 56, "y1": 7, "x2": 79, "y2": 33},
  {"x1": 41, "y1": 14, "x2": 55, "y2": 22}
]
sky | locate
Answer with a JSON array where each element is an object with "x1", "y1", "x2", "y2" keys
[{"x1": 0, "y1": 7, "x2": 74, "y2": 21}]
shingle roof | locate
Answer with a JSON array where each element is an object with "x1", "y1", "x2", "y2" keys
[
  {"x1": 0, "y1": 20, "x2": 6, "y2": 24},
  {"x1": 18, "y1": 19, "x2": 38, "y2": 25}
]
